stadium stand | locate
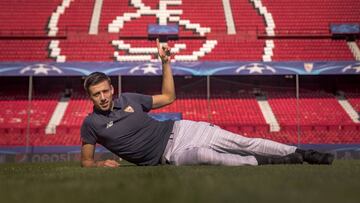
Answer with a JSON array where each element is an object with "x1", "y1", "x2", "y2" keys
[
  {"x1": 346, "y1": 92, "x2": 360, "y2": 113},
  {"x1": 261, "y1": 0, "x2": 360, "y2": 35},
  {"x1": 0, "y1": 99, "x2": 57, "y2": 128},
  {"x1": 0, "y1": 0, "x2": 358, "y2": 61},
  {"x1": 271, "y1": 39, "x2": 355, "y2": 61},
  {"x1": 0, "y1": 0, "x2": 61, "y2": 36},
  {"x1": 0, "y1": 40, "x2": 52, "y2": 61},
  {"x1": 267, "y1": 90, "x2": 355, "y2": 126},
  {"x1": 2, "y1": 76, "x2": 359, "y2": 146},
  {"x1": 59, "y1": 95, "x2": 92, "y2": 127}
]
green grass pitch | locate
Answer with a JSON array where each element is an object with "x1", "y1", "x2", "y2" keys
[{"x1": 0, "y1": 160, "x2": 359, "y2": 203}]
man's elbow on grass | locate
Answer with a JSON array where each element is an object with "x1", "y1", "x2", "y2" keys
[{"x1": 81, "y1": 160, "x2": 96, "y2": 168}]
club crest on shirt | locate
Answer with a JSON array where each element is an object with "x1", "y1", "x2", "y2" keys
[
  {"x1": 106, "y1": 121, "x2": 113, "y2": 129},
  {"x1": 124, "y1": 105, "x2": 135, "y2": 113}
]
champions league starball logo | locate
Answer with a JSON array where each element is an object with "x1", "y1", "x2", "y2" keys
[
  {"x1": 20, "y1": 64, "x2": 63, "y2": 75},
  {"x1": 235, "y1": 63, "x2": 276, "y2": 74},
  {"x1": 129, "y1": 63, "x2": 161, "y2": 75}
]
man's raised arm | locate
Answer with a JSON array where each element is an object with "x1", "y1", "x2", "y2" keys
[{"x1": 152, "y1": 39, "x2": 176, "y2": 109}]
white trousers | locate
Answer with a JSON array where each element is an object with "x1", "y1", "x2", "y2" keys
[{"x1": 162, "y1": 120, "x2": 297, "y2": 166}]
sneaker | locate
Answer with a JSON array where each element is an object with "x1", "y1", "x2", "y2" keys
[
  {"x1": 303, "y1": 150, "x2": 334, "y2": 165},
  {"x1": 277, "y1": 153, "x2": 304, "y2": 165}
]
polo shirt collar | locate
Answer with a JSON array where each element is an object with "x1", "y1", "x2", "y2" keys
[
  {"x1": 93, "y1": 99, "x2": 121, "y2": 115},
  {"x1": 113, "y1": 98, "x2": 123, "y2": 109}
]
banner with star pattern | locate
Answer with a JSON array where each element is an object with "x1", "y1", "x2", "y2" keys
[{"x1": 0, "y1": 61, "x2": 359, "y2": 76}]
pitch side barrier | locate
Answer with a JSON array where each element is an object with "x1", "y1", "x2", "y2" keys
[
  {"x1": 0, "y1": 144, "x2": 359, "y2": 164},
  {"x1": 0, "y1": 61, "x2": 359, "y2": 76}
]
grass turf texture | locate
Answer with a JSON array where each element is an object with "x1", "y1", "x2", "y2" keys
[{"x1": 0, "y1": 160, "x2": 359, "y2": 203}]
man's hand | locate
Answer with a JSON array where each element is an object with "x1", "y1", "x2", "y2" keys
[
  {"x1": 157, "y1": 38, "x2": 171, "y2": 64},
  {"x1": 97, "y1": 159, "x2": 120, "y2": 168}
]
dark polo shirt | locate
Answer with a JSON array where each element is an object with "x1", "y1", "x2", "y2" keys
[{"x1": 81, "y1": 93, "x2": 174, "y2": 166}]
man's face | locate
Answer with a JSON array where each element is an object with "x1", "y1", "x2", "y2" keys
[{"x1": 88, "y1": 80, "x2": 114, "y2": 111}]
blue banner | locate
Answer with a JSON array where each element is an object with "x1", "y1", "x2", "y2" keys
[
  {"x1": 149, "y1": 112, "x2": 182, "y2": 121},
  {"x1": 0, "y1": 61, "x2": 359, "y2": 76},
  {"x1": 148, "y1": 24, "x2": 179, "y2": 35},
  {"x1": 331, "y1": 24, "x2": 360, "y2": 34}
]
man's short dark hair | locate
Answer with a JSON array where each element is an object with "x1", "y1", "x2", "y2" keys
[{"x1": 83, "y1": 72, "x2": 111, "y2": 94}]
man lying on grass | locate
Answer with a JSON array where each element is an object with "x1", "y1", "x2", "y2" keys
[{"x1": 80, "y1": 39, "x2": 334, "y2": 168}]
